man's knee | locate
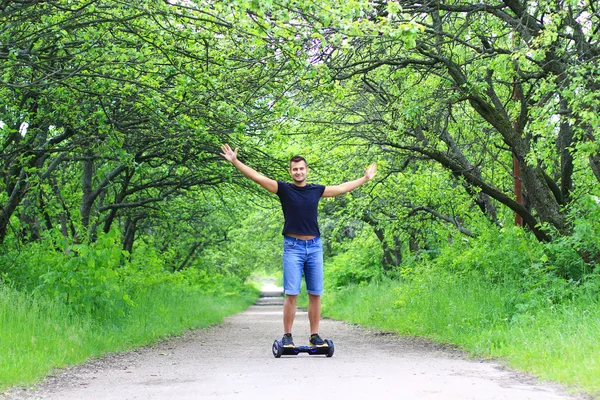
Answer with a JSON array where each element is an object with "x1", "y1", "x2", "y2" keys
[{"x1": 285, "y1": 294, "x2": 298, "y2": 304}]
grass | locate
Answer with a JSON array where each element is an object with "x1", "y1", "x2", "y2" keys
[
  {"x1": 321, "y1": 276, "x2": 600, "y2": 397},
  {"x1": 490, "y1": 304, "x2": 600, "y2": 391},
  {"x1": 0, "y1": 283, "x2": 259, "y2": 390}
]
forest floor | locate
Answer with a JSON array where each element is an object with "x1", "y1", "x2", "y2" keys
[{"x1": 1, "y1": 282, "x2": 590, "y2": 400}]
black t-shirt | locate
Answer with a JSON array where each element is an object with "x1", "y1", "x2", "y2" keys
[{"x1": 276, "y1": 181, "x2": 326, "y2": 236}]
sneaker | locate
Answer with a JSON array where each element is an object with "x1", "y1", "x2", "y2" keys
[
  {"x1": 282, "y1": 333, "x2": 294, "y2": 347},
  {"x1": 309, "y1": 334, "x2": 328, "y2": 347}
]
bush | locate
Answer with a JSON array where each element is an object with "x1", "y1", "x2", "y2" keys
[
  {"x1": 432, "y1": 227, "x2": 543, "y2": 284},
  {"x1": 325, "y1": 230, "x2": 382, "y2": 289},
  {"x1": 0, "y1": 228, "x2": 254, "y2": 321}
]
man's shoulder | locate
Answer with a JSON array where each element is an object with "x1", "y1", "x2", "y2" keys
[
  {"x1": 276, "y1": 180, "x2": 288, "y2": 191},
  {"x1": 307, "y1": 183, "x2": 326, "y2": 191}
]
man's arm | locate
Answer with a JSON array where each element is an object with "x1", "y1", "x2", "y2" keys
[
  {"x1": 220, "y1": 143, "x2": 278, "y2": 194},
  {"x1": 322, "y1": 163, "x2": 377, "y2": 198}
]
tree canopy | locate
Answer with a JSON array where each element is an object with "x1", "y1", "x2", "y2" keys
[{"x1": 2, "y1": 0, "x2": 599, "y2": 285}]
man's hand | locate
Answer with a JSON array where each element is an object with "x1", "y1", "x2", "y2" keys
[
  {"x1": 365, "y1": 163, "x2": 377, "y2": 181},
  {"x1": 219, "y1": 143, "x2": 278, "y2": 193},
  {"x1": 220, "y1": 143, "x2": 238, "y2": 163},
  {"x1": 323, "y1": 162, "x2": 377, "y2": 197}
]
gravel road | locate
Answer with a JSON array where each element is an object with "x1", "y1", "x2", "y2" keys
[{"x1": 2, "y1": 284, "x2": 586, "y2": 400}]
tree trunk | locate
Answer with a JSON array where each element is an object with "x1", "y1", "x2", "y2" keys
[
  {"x1": 80, "y1": 155, "x2": 95, "y2": 229},
  {"x1": 590, "y1": 155, "x2": 600, "y2": 184},
  {"x1": 558, "y1": 98, "x2": 574, "y2": 204},
  {"x1": 361, "y1": 212, "x2": 402, "y2": 271},
  {"x1": 175, "y1": 241, "x2": 203, "y2": 272},
  {"x1": 122, "y1": 216, "x2": 140, "y2": 255},
  {"x1": 103, "y1": 168, "x2": 133, "y2": 234},
  {"x1": 19, "y1": 194, "x2": 42, "y2": 242},
  {"x1": 49, "y1": 176, "x2": 76, "y2": 240}
]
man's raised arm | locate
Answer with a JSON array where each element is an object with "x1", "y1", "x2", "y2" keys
[
  {"x1": 220, "y1": 144, "x2": 278, "y2": 194},
  {"x1": 322, "y1": 163, "x2": 377, "y2": 198}
]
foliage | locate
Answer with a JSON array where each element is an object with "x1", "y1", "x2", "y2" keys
[
  {"x1": 0, "y1": 228, "x2": 252, "y2": 319},
  {"x1": 432, "y1": 227, "x2": 544, "y2": 284},
  {"x1": 324, "y1": 228, "x2": 382, "y2": 289},
  {"x1": 2, "y1": 0, "x2": 599, "y2": 296},
  {"x1": 284, "y1": 0, "x2": 600, "y2": 254},
  {"x1": 544, "y1": 195, "x2": 600, "y2": 279},
  {"x1": 214, "y1": 205, "x2": 283, "y2": 278}
]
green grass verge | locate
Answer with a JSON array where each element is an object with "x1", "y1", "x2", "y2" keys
[
  {"x1": 0, "y1": 283, "x2": 259, "y2": 390},
  {"x1": 322, "y1": 277, "x2": 599, "y2": 396}
]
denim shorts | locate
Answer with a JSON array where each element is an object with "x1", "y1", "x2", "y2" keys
[{"x1": 282, "y1": 235, "x2": 324, "y2": 296}]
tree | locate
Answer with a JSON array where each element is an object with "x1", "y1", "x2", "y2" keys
[
  {"x1": 0, "y1": 0, "x2": 295, "y2": 251},
  {"x1": 284, "y1": 0, "x2": 600, "y2": 247}
]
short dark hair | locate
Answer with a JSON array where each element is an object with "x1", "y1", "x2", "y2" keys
[{"x1": 289, "y1": 155, "x2": 307, "y2": 168}]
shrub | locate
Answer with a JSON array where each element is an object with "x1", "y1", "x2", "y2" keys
[
  {"x1": 433, "y1": 227, "x2": 543, "y2": 284},
  {"x1": 325, "y1": 231, "x2": 382, "y2": 289}
]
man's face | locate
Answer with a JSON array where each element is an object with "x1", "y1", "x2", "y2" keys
[{"x1": 289, "y1": 160, "x2": 308, "y2": 184}]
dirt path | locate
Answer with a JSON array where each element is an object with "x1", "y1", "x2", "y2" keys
[{"x1": 3, "y1": 285, "x2": 586, "y2": 400}]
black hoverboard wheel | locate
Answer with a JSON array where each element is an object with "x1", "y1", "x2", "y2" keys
[
  {"x1": 326, "y1": 339, "x2": 334, "y2": 357},
  {"x1": 272, "y1": 340, "x2": 283, "y2": 358}
]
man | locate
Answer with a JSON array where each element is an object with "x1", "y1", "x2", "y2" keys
[{"x1": 220, "y1": 143, "x2": 376, "y2": 347}]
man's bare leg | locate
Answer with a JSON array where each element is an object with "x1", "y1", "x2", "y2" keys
[
  {"x1": 283, "y1": 294, "x2": 297, "y2": 334},
  {"x1": 308, "y1": 294, "x2": 321, "y2": 335}
]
